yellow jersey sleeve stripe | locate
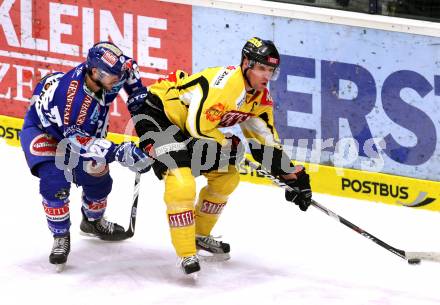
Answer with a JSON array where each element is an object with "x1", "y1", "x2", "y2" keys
[{"x1": 177, "y1": 76, "x2": 212, "y2": 139}]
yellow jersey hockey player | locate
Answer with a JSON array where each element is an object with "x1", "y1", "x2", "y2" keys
[{"x1": 126, "y1": 37, "x2": 313, "y2": 275}]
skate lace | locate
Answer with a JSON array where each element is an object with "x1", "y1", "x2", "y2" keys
[
  {"x1": 199, "y1": 235, "x2": 223, "y2": 247},
  {"x1": 182, "y1": 255, "x2": 199, "y2": 266},
  {"x1": 96, "y1": 218, "x2": 115, "y2": 234},
  {"x1": 52, "y1": 236, "x2": 69, "y2": 255}
]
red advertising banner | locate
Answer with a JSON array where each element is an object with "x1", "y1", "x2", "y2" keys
[{"x1": 0, "y1": 0, "x2": 192, "y2": 134}]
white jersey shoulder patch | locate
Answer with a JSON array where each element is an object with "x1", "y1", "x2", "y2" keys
[{"x1": 210, "y1": 66, "x2": 237, "y2": 89}]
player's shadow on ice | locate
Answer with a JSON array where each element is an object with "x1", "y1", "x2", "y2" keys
[
  {"x1": 20, "y1": 237, "x2": 290, "y2": 287},
  {"x1": 74, "y1": 239, "x2": 290, "y2": 286}
]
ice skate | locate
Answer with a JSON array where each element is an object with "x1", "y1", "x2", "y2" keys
[
  {"x1": 180, "y1": 255, "x2": 200, "y2": 278},
  {"x1": 196, "y1": 235, "x2": 231, "y2": 262},
  {"x1": 80, "y1": 208, "x2": 127, "y2": 241},
  {"x1": 49, "y1": 234, "x2": 70, "y2": 272}
]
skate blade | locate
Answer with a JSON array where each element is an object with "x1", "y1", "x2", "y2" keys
[
  {"x1": 197, "y1": 250, "x2": 230, "y2": 262},
  {"x1": 79, "y1": 231, "x2": 97, "y2": 238},
  {"x1": 178, "y1": 264, "x2": 200, "y2": 280},
  {"x1": 184, "y1": 272, "x2": 199, "y2": 280},
  {"x1": 79, "y1": 230, "x2": 128, "y2": 241},
  {"x1": 178, "y1": 266, "x2": 200, "y2": 280},
  {"x1": 55, "y1": 263, "x2": 66, "y2": 273}
]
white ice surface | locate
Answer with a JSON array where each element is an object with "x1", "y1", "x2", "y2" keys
[{"x1": 1, "y1": 140, "x2": 440, "y2": 305}]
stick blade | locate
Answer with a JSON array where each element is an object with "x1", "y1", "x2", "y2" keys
[
  {"x1": 406, "y1": 251, "x2": 440, "y2": 263},
  {"x1": 55, "y1": 263, "x2": 66, "y2": 273},
  {"x1": 123, "y1": 229, "x2": 134, "y2": 239}
]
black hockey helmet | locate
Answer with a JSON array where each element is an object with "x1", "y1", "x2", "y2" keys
[
  {"x1": 242, "y1": 37, "x2": 280, "y2": 67},
  {"x1": 241, "y1": 37, "x2": 280, "y2": 80}
]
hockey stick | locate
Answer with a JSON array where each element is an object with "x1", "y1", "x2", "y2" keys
[
  {"x1": 123, "y1": 172, "x2": 141, "y2": 239},
  {"x1": 243, "y1": 158, "x2": 440, "y2": 264}
]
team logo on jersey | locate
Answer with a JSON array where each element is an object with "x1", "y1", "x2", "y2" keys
[
  {"x1": 219, "y1": 111, "x2": 254, "y2": 127},
  {"x1": 30, "y1": 134, "x2": 58, "y2": 156},
  {"x1": 200, "y1": 200, "x2": 226, "y2": 215},
  {"x1": 168, "y1": 210, "x2": 194, "y2": 227},
  {"x1": 205, "y1": 103, "x2": 225, "y2": 122}
]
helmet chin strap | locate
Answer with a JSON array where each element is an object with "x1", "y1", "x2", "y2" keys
[{"x1": 242, "y1": 64, "x2": 256, "y2": 94}]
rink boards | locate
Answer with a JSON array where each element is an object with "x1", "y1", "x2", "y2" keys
[
  {"x1": 1, "y1": 0, "x2": 440, "y2": 211},
  {"x1": 3, "y1": 114, "x2": 439, "y2": 212}
]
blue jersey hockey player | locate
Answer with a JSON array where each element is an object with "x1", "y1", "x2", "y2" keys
[{"x1": 20, "y1": 41, "x2": 151, "y2": 270}]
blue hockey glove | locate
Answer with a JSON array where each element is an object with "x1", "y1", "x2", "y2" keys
[
  {"x1": 126, "y1": 86, "x2": 149, "y2": 114},
  {"x1": 283, "y1": 166, "x2": 312, "y2": 211},
  {"x1": 123, "y1": 58, "x2": 143, "y2": 95},
  {"x1": 115, "y1": 142, "x2": 152, "y2": 173}
]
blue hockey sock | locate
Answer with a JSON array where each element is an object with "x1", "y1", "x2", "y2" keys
[
  {"x1": 42, "y1": 198, "x2": 71, "y2": 236},
  {"x1": 81, "y1": 193, "x2": 107, "y2": 221}
]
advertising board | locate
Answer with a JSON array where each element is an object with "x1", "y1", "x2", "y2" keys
[{"x1": 0, "y1": 0, "x2": 192, "y2": 134}]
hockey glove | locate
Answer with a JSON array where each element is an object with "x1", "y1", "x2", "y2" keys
[
  {"x1": 115, "y1": 142, "x2": 152, "y2": 174},
  {"x1": 283, "y1": 166, "x2": 312, "y2": 211},
  {"x1": 221, "y1": 134, "x2": 245, "y2": 165},
  {"x1": 123, "y1": 58, "x2": 143, "y2": 95},
  {"x1": 126, "y1": 86, "x2": 149, "y2": 114}
]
